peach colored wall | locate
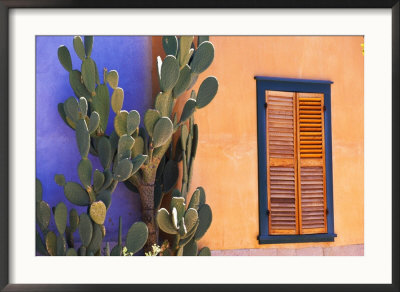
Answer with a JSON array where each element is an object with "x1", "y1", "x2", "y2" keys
[{"x1": 152, "y1": 36, "x2": 364, "y2": 250}]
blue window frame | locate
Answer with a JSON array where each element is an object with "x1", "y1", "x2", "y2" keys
[{"x1": 255, "y1": 76, "x2": 337, "y2": 244}]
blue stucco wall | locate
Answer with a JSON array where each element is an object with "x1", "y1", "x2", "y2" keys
[{"x1": 36, "y1": 36, "x2": 153, "y2": 243}]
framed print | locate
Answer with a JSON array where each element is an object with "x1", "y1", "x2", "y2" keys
[{"x1": 0, "y1": 1, "x2": 399, "y2": 291}]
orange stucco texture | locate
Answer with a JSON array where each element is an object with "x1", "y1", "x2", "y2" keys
[{"x1": 152, "y1": 36, "x2": 364, "y2": 250}]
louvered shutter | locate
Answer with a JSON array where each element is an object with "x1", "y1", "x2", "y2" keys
[
  {"x1": 265, "y1": 91, "x2": 298, "y2": 235},
  {"x1": 296, "y1": 92, "x2": 327, "y2": 234}
]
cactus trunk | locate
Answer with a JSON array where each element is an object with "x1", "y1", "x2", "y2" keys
[{"x1": 138, "y1": 184, "x2": 158, "y2": 252}]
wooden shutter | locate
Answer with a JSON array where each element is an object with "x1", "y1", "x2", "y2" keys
[
  {"x1": 265, "y1": 91, "x2": 298, "y2": 235},
  {"x1": 296, "y1": 92, "x2": 327, "y2": 234}
]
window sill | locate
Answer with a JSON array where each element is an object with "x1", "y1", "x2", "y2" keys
[{"x1": 258, "y1": 233, "x2": 337, "y2": 244}]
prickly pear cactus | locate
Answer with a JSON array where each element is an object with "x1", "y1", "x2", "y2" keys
[
  {"x1": 45, "y1": 35, "x2": 218, "y2": 255},
  {"x1": 156, "y1": 187, "x2": 212, "y2": 256},
  {"x1": 44, "y1": 36, "x2": 149, "y2": 255},
  {"x1": 36, "y1": 179, "x2": 148, "y2": 256}
]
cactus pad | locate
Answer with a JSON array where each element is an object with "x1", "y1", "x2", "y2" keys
[
  {"x1": 73, "y1": 36, "x2": 85, "y2": 61},
  {"x1": 182, "y1": 239, "x2": 198, "y2": 256},
  {"x1": 36, "y1": 231, "x2": 48, "y2": 256},
  {"x1": 117, "y1": 134, "x2": 134, "y2": 161},
  {"x1": 172, "y1": 207, "x2": 179, "y2": 230},
  {"x1": 160, "y1": 55, "x2": 180, "y2": 92},
  {"x1": 190, "y1": 41, "x2": 215, "y2": 74},
  {"x1": 57, "y1": 45, "x2": 72, "y2": 72},
  {"x1": 162, "y1": 36, "x2": 178, "y2": 56},
  {"x1": 110, "y1": 245, "x2": 122, "y2": 256},
  {"x1": 198, "y1": 246, "x2": 211, "y2": 256},
  {"x1": 87, "y1": 223, "x2": 103, "y2": 254},
  {"x1": 144, "y1": 109, "x2": 161, "y2": 137},
  {"x1": 194, "y1": 204, "x2": 212, "y2": 241},
  {"x1": 131, "y1": 136, "x2": 144, "y2": 158},
  {"x1": 69, "y1": 209, "x2": 79, "y2": 232},
  {"x1": 179, "y1": 220, "x2": 198, "y2": 245},
  {"x1": 57, "y1": 103, "x2": 75, "y2": 129},
  {"x1": 131, "y1": 154, "x2": 147, "y2": 174},
  {"x1": 178, "y1": 36, "x2": 194, "y2": 67},
  {"x1": 54, "y1": 202, "x2": 68, "y2": 235},
  {"x1": 111, "y1": 87, "x2": 124, "y2": 114},
  {"x1": 78, "y1": 158, "x2": 92, "y2": 188},
  {"x1": 66, "y1": 248, "x2": 78, "y2": 256},
  {"x1": 93, "y1": 170, "x2": 105, "y2": 192},
  {"x1": 36, "y1": 178, "x2": 43, "y2": 203},
  {"x1": 152, "y1": 117, "x2": 173, "y2": 148},
  {"x1": 181, "y1": 217, "x2": 189, "y2": 237},
  {"x1": 93, "y1": 84, "x2": 110, "y2": 132},
  {"x1": 84, "y1": 36, "x2": 94, "y2": 57},
  {"x1": 88, "y1": 111, "x2": 100, "y2": 134},
  {"x1": 184, "y1": 208, "x2": 198, "y2": 232},
  {"x1": 180, "y1": 98, "x2": 196, "y2": 123},
  {"x1": 96, "y1": 190, "x2": 112, "y2": 210},
  {"x1": 126, "y1": 222, "x2": 148, "y2": 254},
  {"x1": 81, "y1": 58, "x2": 96, "y2": 93},
  {"x1": 64, "y1": 182, "x2": 90, "y2": 206},
  {"x1": 171, "y1": 197, "x2": 186, "y2": 220},
  {"x1": 79, "y1": 97, "x2": 88, "y2": 117},
  {"x1": 101, "y1": 169, "x2": 113, "y2": 191},
  {"x1": 196, "y1": 76, "x2": 218, "y2": 109},
  {"x1": 191, "y1": 124, "x2": 199, "y2": 158},
  {"x1": 173, "y1": 65, "x2": 191, "y2": 98},
  {"x1": 114, "y1": 110, "x2": 128, "y2": 137},
  {"x1": 64, "y1": 96, "x2": 80, "y2": 122},
  {"x1": 69, "y1": 70, "x2": 91, "y2": 100},
  {"x1": 75, "y1": 119, "x2": 90, "y2": 158},
  {"x1": 56, "y1": 235, "x2": 67, "y2": 256},
  {"x1": 89, "y1": 201, "x2": 107, "y2": 225},
  {"x1": 154, "y1": 91, "x2": 173, "y2": 117},
  {"x1": 196, "y1": 186, "x2": 206, "y2": 206},
  {"x1": 98, "y1": 137, "x2": 112, "y2": 170},
  {"x1": 127, "y1": 110, "x2": 140, "y2": 136},
  {"x1": 113, "y1": 158, "x2": 133, "y2": 181},
  {"x1": 181, "y1": 124, "x2": 188, "y2": 151},
  {"x1": 157, "y1": 208, "x2": 178, "y2": 234},
  {"x1": 78, "y1": 213, "x2": 93, "y2": 247},
  {"x1": 45, "y1": 231, "x2": 57, "y2": 256},
  {"x1": 37, "y1": 201, "x2": 51, "y2": 230},
  {"x1": 188, "y1": 189, "x2": 200, "y2": 210},
  {"x1": 106, "y1": 70, "x2": 119, "y2": 89}
]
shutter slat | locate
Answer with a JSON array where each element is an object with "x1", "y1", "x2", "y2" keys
[
  {"x1": 269, "y1": 114, "x2": 293, "y2": 120},
  {"x1": 269, "y1": 127, "x2": 294, "y2": 133},
  {"x1": 268, "y1": 109, "x2": 293, "y2": 115},
  {"x1": 296, "y1": 92, "x2": 327, "y2": 234}
]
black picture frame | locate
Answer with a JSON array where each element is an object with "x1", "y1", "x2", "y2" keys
[{"x1": 0, "y1": 1, "x2": 398, "y2": 291}]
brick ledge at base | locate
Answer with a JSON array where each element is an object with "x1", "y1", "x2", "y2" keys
[{"x1": 210, "y1": 244, "x2": 364, "y2": 256}]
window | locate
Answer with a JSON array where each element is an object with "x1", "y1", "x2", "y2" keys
[{"x1": 255, "y1": 76, "x2": 336, "y2": 244}]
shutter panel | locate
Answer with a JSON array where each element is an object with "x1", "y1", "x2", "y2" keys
[
  {"x1": 266, "y1": 91, "x2": 298, "y2": 235},
  {"x1": 296, "y1": 92, "x2": 327, "y2": 234}
]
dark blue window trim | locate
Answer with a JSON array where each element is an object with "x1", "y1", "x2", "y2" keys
[{"x1": 255, "y1": 76, "x2": 337, "y2": 244}]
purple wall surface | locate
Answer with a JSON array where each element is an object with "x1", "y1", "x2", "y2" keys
[{"x1": 36, "y1": 36, "x2": 153, "y2": 243}]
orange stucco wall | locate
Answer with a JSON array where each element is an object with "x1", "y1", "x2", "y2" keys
[{"x1": 152, "y1": 36, "x2": 364, "y2": 250}]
